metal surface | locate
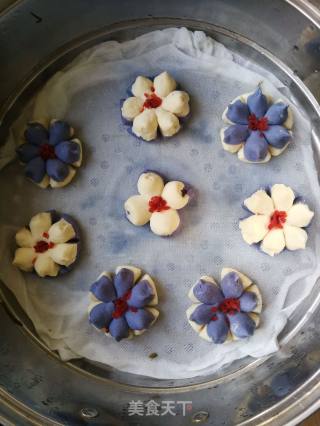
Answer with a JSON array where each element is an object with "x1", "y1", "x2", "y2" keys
[{"x1": 0, "y1": 0, "x2": 319, "y2": 425}]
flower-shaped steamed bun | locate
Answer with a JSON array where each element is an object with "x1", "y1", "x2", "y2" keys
[
  {"x1": 13, "y1": 211, "x2": 80, "y2": 277},
  {"x1": 88, "y1": 265, "x2": 159, "y2": 341},
  {"x1": 187, "y1": 268, "x2": 262, "y2": 344},
  {"x1": 124, "y1": 171, "x2": 191, "y2": 236},
  {"x1": 221, "y1": 87, "x2": 293, "y2": 163},
  {"x1": 121, "y1": 71, "x2": 190, "y2": 141},
  {"x1": 16, "y1": 120, "x2": 83, "y2": 188},
  {"x1": 239, "y1": 184, "x2": 314, "y2": 256}
]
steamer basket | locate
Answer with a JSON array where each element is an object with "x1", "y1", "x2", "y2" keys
[{"x1": 0, "y1": 1, "x2": 320, "y2": 425}]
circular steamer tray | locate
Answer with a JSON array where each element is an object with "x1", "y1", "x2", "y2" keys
[{"x1": 0, "y1": 1, "x2": 320, "y2": 425}]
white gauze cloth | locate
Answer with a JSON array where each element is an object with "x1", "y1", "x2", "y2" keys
[{"x1": 0, "y1": 28, "x2": 320, "y2": 379}]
